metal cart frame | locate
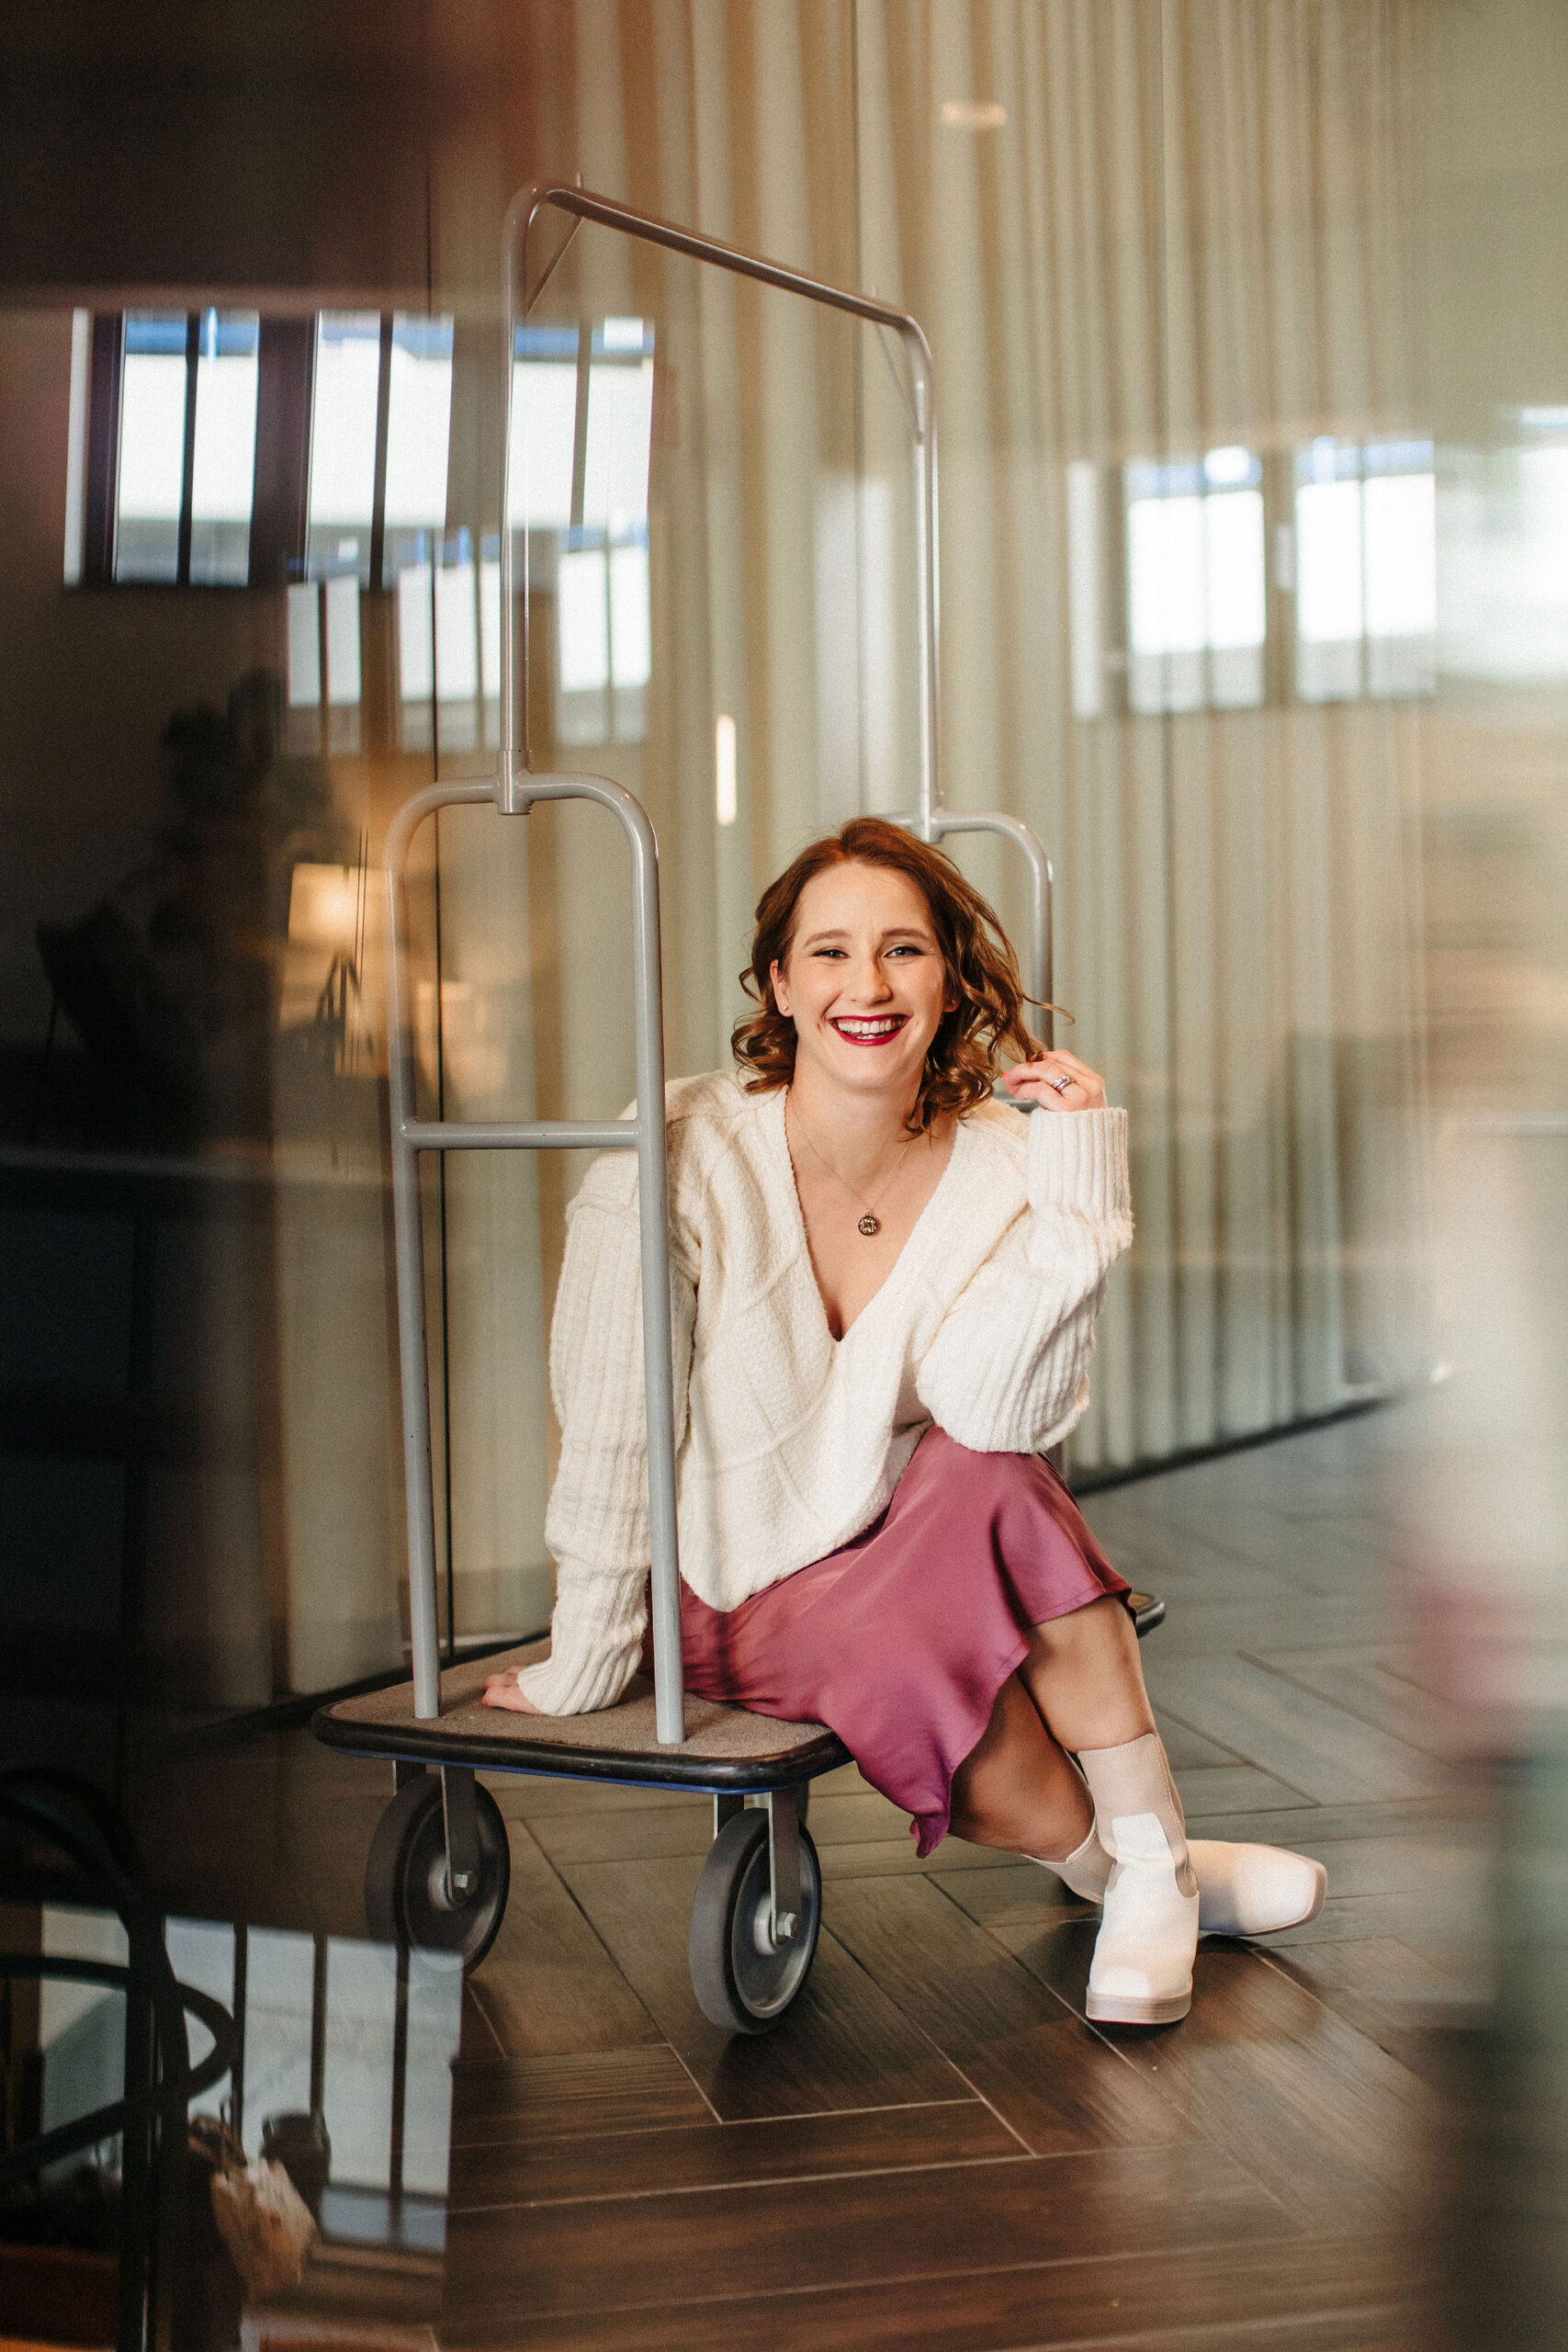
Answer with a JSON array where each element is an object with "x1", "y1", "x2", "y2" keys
[{"x1": 315, "y1": 185, "x2": 1148, "y2": 2031}]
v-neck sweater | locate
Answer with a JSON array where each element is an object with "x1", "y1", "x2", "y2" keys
[{"x1": 518, "y1": 1069, "x2": 1132, "y2": 1714}]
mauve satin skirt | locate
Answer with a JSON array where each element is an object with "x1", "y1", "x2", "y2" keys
[{"x1": 669, "y1": 1427, "x2": 1131, "y2": 1857}]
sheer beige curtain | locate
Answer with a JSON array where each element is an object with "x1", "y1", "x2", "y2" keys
[
  {"x1": 847, "y1": 0, "x2": 1432, "y2": 1470},
  {"x1": 418, "y1": 0, "x2": 1434, "y2": 1645}
]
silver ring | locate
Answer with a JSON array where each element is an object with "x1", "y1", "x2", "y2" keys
[{"x1": 1048, "y1": 1072, "x2": 1072, "y2": 1094}]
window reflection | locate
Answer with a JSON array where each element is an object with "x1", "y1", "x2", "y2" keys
[
  {"x1": 1294, "y1": 436, "x2": 1436, "y2": 699},
  {"x1": 382, "y1": 313, "x2": 455, "y2": 587},
  {"x1": 394, "y1": 530, "x2": 495, "y2": 752},
  {"x1": 165, "y1": 1916, "x2": 461, "y2": 2242},
  {"x1": 305, "y1": 311, "x2": 380, "y2": 586},
  {"x1": 115, "y1": 312, "x2": 188, "y2": 582},
  {"x1": 1123, "y1": 448, "x2": 1266, "y2": 713},
  {"x1": 62, "y1": 310, "x2": 90, "y2": 585},
  {"x1": 512, "y1": 318, "x2": 655, "y2": 749},
  {"x1": 1437, "y1": 411, "x2": 1568, "y2": 683},
  {"x1": 508, "y1": 324, "x2": 579, "y2": 530},
  {"x1": 188, "y1": 311, "x2": 259, "y2": 585}
]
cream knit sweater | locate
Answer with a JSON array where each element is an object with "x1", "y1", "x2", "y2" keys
[{"x1": 518, "y1": 1069, "x2": 1133, "y2": 1715}]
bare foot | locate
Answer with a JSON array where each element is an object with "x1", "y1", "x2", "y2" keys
[{"x1": 480, "y1": 1673, "x2": 540, "y2": 1714}]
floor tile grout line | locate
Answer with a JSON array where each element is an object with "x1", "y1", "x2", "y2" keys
[
  {"x1": 505, "y1": 1815, "x2": 695, "y2": 2098},
  {"x1": 446, "y1": 2145, "x2": 1050, "y2": 2215},
  {"x1": 991, "y1": 2307, "x2": 1423, "y2": 2352},
  {"x1": 661, "y1": 2032, "x2": 725, "y2": 2127},
  {"x1": 1148, "y1": 1664, "x2": 1443, "y2": 1802},
  {"x1": 814, "y1": 1912, "x2": 1037, "y2": 2154},
  {"x1": 1232, "y1": 1647, "x2": 1458, "y2": 1766},
  {"x1": 965, "y1": 1929, "x2": 1394, "y2": 2213},
  {"x1": 446, "y1": 2219, "x2": 1343, "y2": 2332},
  {"x1": 459, "y1": 1979, "x2": 507, "y2": 2058},
  {"x1": 1244, "y1": 1942, "x2": 1464, "y2": 2095},
  {"x1": 844, "y1": 1869, "x2": 1224, "y2": 2146},
  {"x1": 449, "y1": 2094, "x2": 987, "y2": 2156}
]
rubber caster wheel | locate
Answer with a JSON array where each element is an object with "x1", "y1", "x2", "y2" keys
[
  {"x1": 364, "y1": 1777, "x2": 510, "y2": 1968},
  {"x1": 689, "y1": 1809, "x2": 821, "y2": 2034}
]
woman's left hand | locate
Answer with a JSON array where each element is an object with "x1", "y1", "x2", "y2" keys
[{"x1": 1003, "y1": 1049, "x2": 1108, "y2": 1114}]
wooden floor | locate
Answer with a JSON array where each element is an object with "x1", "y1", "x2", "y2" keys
[{"x1": 137, "y1": 1402, "x2": 1481, "y2": 2351}]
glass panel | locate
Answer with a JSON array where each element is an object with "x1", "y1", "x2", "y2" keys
[
  {"x1": 188, "y1": 308, "x2": 259, "y2": 585},
  {"x1": 557, "y1": 541, "x2": 610, "y2": 743},
  {"x1": 1065, "y1": 458, "x2": 1103, "y2": 718},
  {"x1": 1295, "y1": 439, "x2": 1365, "y2": 700},
  {"x1": 435, "y1": 543, "x2": 479, "y2": 703},
  {"x1": 1293, "y1": 437, "x2": 1437, "y2": 703},
  {"x1": 164, "y1": 1917, "x2": 236, "y2": 2119},
  {"x1": 609, "y1": 539, "x2": 651, "y2": 688},
  {"x1": 1126, "y1": 461, "x2": 1208, "y2": 714},
  {"x1": 1443, "y1": 424, "x2": 1568, "y2": 684},
  {"x1": 39, "y1": 1909, "x2": 129, "y2": 2149},
  {"x1": 1203, "y1": 476, "x2": 1266, "y2": 707},
  {"x1": 479, "y1": 534, "x2": 502, "y2": 711},
  {"x1": 306, "y1": 311, "x2": 381, "y2": 584},
  {"x1": 435, "y1": 537, "x2": 479, "y2": 751},
  {"x1": 240, "y1": 1928, "x2": 315, "y2": 2157},
  {"x1": 115, "y1": 311, "x2": 187, "y2": 582},
  {"x1": 508, "y1": 326, "x2": 579, "y2": 531},
  {"x1": 397, "y1": 557, "x2": 435, "y2": 723},
  {"x1": 323, "y1": 573, "x2": 362, "y2": 751},
  {"x1": 582, "y1": 321, "x2": 654, "y2": 534},
  {"x1": 286, "y1": 579, "x2": 322, "y2": 707},
  {"x1": 1125, "y1": 451, "x2": 1265, "y2": 712},
  {"x1": 321, "y1": 1936, "x2": 394, "y2": 2189},
  {"x1": 715, "y1": 711, "x2": 739, "y2": 826},
  {"x1": 1364, "y1": 447, "x2": 1437, "y2": 696},
  {"x1": 382, "y1": 312, "x2": 454, "y2": 586},
  {"x1": 63, "y1": 309, "x2": 90, "y2": 585}
]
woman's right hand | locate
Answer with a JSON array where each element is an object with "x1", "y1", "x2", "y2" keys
[{"x1": 1003, "y1": 1049, "x2": 1108, "y2": 1114}]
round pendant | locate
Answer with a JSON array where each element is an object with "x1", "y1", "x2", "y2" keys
[{"x1": 857, "y1": 1213, "x2": 881, "y2": 1237}]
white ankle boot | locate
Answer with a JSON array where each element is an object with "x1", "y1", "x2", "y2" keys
[
  {"x1": 1184, "y1": 1840, "x2": 1326, "y2": 1936},
  {"x1": 1077, "y1": 1733, "x2": 1200, "y2": 2026},
  {"x1": 1037, "y1": 1826, "x2": 1326, "y2": 1939}
]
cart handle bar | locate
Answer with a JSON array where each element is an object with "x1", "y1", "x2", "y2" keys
[
  {"x1": 501, "y1": 184, "x2": 1054, "y2": 1023},
  {"x1": 384, "y1": 775, "x2": 685, "y2": 1745},
  {"x1": 501, "y1": 184, "x2": 940, "y2": 841}
]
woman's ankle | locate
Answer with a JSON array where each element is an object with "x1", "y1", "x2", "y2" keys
[{"x1": 1030, "y1": 1826, "x2": 1111, "y2": 1899}]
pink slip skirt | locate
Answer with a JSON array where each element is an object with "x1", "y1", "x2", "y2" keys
[{"x1": 668, "y1": 1427, "x2": 1131, "y2": 1857}]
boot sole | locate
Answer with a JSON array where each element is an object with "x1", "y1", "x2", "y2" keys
[{"x1": 1086, "y1": 1985, "x2": 1191, "y2": 2026}]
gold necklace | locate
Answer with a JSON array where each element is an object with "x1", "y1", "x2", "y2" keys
[{"x1": 786, "y1": 1091, "x2": 917, "y2": 1237}]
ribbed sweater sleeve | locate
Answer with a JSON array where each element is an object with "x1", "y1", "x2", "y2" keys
[
  {"x1": 516, "y1": 1152, "x2": 696, "y2": 1715},
  {"x1": 914, "y1": 1106, "x2": 1133, "y2": 1453},
  {"x1": 516, "y1": 1554, "x2": 649, "y2": 1713}
]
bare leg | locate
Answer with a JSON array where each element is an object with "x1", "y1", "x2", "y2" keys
[
  {"x1": 948, "y1": 1671, "x2": 1092, "y2": 1860},
  {"x1": 1019, "y1": 1595, "x2": 1156, "y2": 1756}
]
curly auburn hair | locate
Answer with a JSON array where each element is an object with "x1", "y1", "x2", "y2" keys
[{"x1": 731, "y1": 817, "x2": 1050, "y2": 1135}]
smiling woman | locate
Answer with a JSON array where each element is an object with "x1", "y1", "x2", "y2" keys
[
  {"x1": 480, "y1": 816, "x2": 1326, "y2": 2030},
  {"x1": 733, "y1": 814, "x2": 1047, "y2": 1129}
]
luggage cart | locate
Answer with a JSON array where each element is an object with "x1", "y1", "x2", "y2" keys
[{"x1": 313, "y1": 184, "x2": 1162, "y2": 2033}]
